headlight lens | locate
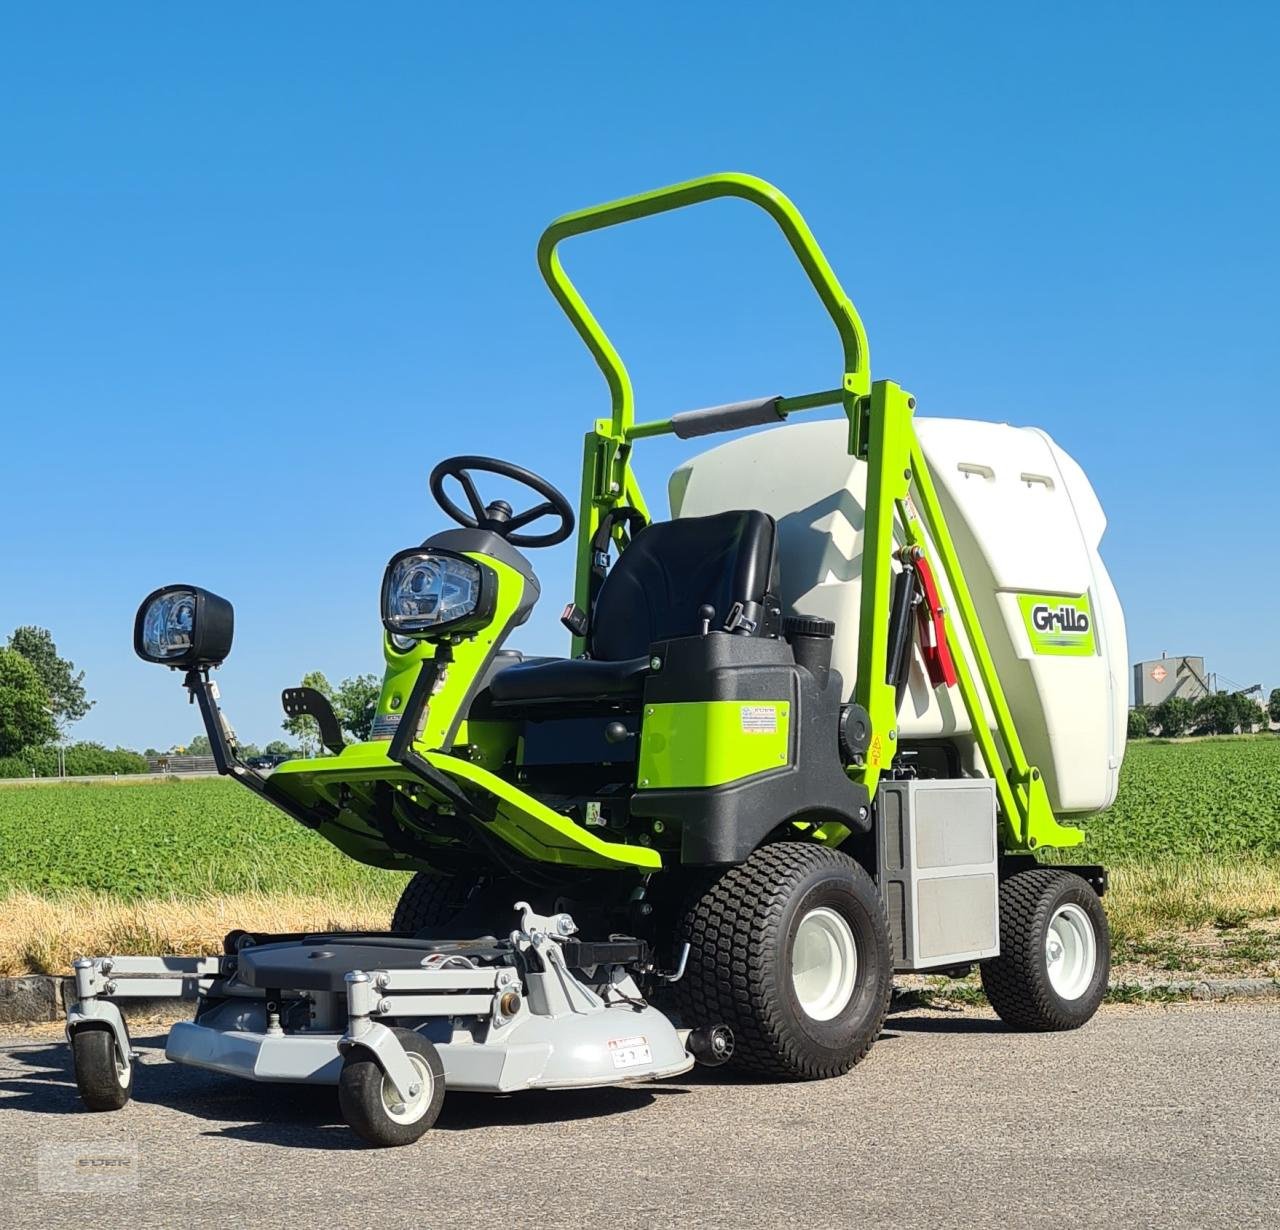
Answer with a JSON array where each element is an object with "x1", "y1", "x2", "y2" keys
[
  {"x1": 134, "y1": 585, "x2": 235, "y2": 667},
  {"x1": 142, "y1": 589, "x2": 198, "y2": 660},
  {"x1": 383, "y1": 552, "x2": 485, "y2": 636}
]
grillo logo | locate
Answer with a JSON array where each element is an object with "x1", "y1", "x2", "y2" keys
[{"x1": 1031, "y1": 604, "x2": 1090, "y2": 635}]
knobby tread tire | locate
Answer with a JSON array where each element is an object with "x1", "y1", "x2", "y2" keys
[
  {"x1": 667, "y1": 842, "x2": 892, "y2": 1081},
  {"x1": 980, "y1": 868, "x2": 1110, "y2": 1031},
  {"x1": 390, "y1": 873, "x2": 462, "y2": 933}
]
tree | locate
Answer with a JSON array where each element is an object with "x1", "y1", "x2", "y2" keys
[
  {"x1": 1269, "y1": 689, "x2": 1280, "y2": 726},
  {"x1": 1152, "y1": 695, "x2": 1195, "y2": 738},
  {"x1": 1233, "y1": 694, "x2": 1266, "y2": 733},
  {"x1": 1127, "y1": 706, "x2": 1152, "y2": 739},
  {"x1": 187, "y1": 734, "x2": 213, "y2": 757},
  {"x1": 1193, "y1": 692, "x2": 1239, "y2": 736},
  {"x1": 263, "y1": 739, "x2": 296, "y2": 758},
  {"x1": 282, "y1": 670, "x2": 334, "y2": 755},
  {"x1": 0, "y1": 647, "x2": 58, "y2": 756},
  {"x1": 334, "y1": 674, "x2": 381, "y2": 743},
  {"x1": 7, "y1": 626, "x2": 92, "y2": 732}
]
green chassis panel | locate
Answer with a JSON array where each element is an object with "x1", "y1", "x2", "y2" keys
[
  {"x1": 636, "y1": 700, "x2": 791, "y2": 789},
  {"x1": 270, "y1": 741, "x2": 660, "y2": 872}
]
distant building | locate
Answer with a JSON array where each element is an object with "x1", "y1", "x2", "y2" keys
[{"x1": 1133, "y1": 655, "x2": 1210, "y2": 707}]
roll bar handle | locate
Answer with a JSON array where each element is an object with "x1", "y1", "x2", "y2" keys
[{"x1": 536, "y1": 172, "x2": 871, "y2": 439}]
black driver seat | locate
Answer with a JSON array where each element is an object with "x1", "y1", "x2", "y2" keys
[{"x1": 486, "y1": 509, "x2": 779, "y2": 705}]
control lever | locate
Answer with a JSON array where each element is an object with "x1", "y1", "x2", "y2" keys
[{"x1": 698, "y1": 604, "x2": 716, "y2": 636}]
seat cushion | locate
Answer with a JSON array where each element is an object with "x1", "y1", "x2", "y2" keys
[
  {"x1": 589, "y1": 509, "x2": 777, "y2": 661},
  {"x1": 486, "y1": 655, "x2": 650, "y2": 704}
]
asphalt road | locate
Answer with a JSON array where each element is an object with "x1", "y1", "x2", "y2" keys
[{"x1": 2, "y1": 1002, "x2": 1277, "y2": 1229}]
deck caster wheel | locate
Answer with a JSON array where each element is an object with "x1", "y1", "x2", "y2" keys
[
  {"x1": 71, "y1": 1026, "x2": 133, "y2": 1111},
  {"x1": 981, "y1": 868, "x2": 1110, "y2": 1031},
  {"x1": 669, "y1": 842, "x2": 892, "y2": 1080},
  {"x1": 338, "y1": 1028, "x2": 445, "y2": 1147}
]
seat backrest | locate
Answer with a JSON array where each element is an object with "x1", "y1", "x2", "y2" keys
[{"x1": 589, "y1": 509, "x2": 779, "y2": 661}]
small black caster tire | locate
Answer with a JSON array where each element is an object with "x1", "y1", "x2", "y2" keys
[
  {"x1": 338, "y1": 1028, "x2": 445, "y2": 1147},
  {"x1": 72, "y1": 1026, "x2": 133, "y2": 1111}
]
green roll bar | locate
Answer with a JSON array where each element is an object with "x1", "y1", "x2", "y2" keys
[
  {"x1": 537, "y1": 171, "x2": 871, "y2": 441},
  {"x1": 537, "y1": 172, "x2": 1081, "y2": 853}
]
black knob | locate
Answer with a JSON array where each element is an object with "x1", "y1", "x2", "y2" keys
[
  {"x1": 482, "y1": 499, "x2": 513, "y2": 528},
  {"x1": 604, "y1": 721, "x2": 632, "y2": 744},
  {"x1": 839, "y1": 704, "x2": 872, "y2": 763},
  {"x1": 688, "y1": 1024, "x2": 735, "y2": 1067},
  {"x1": 698, "y1": 604, "x2": 716, "y2": 635}
]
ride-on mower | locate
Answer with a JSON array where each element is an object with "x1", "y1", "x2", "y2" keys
[{"x1": 66, "y1": 173, "x2": 1126, "y2": 1146}]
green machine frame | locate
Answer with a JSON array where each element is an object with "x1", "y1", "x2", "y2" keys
[{"x1": 538, "y1": 172, "x2": 1081, "y2": 854}]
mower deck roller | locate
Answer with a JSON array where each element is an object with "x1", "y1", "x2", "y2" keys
[{"x1": 70, "y1": 172, "x2": 1124, "y2": 1144}]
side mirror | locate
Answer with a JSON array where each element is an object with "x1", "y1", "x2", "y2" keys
[{"x1": 134, "y1": 585, "x2": 235, "y2": 668}]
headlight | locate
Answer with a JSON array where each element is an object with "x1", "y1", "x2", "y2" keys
[
  {"x1": 134, "y1": 585, "x2": 235, "y2": 667},
  {"x1": 381, "y1": 550, "x2": 493, "y2": 639}
]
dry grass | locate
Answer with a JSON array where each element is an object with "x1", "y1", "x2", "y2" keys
[
  {"x1": 1105, "y1": 856, "x2": 1280, "y2": 943},
  {"x1": 2, "y1": 856, "x2": 1278, "y2": 979},
  {"x1": 0, "y1": 884, "x2": 401, "y2": 977}
]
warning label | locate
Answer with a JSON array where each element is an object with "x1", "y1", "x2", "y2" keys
[
  {"x1": 608, "y1": 1036, "x2": 652, "y2": 1069},
  {"x1": 369, "y1": 712, "x2": 402, "y2": 741},
  {"x1": 740, "y1": 705, "x2": 778, "y2": 734}
]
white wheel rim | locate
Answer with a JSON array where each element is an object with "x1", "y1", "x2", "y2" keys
[
  {"x1": 379, "y1": 1052, "x2": 432, "y2": 1125},
  {"x1": 791, "y1": 906, "x2": 859, "y2": 1021},
  {"x1": 1045, "y1": 903, "x2": 1098, "y2": 1000}
]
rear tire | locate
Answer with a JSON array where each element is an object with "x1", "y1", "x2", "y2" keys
[
  {"x1": 981, "y1": 868, "x2": 1110, "y2": 1030},
  {"x1": 71, "y1": 1026, "x2": 133, "y2": 1111},
  {"x1": 338, "y1": 1028, "x2": 445, "y2": 1147},
  {"x1": 668, "y1": 842, "x2": 892, "y2": 1080}
]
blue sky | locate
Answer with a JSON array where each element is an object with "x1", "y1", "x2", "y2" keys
[{"x1": 1, "y1": 4, "x2": 1277, "y2": 750}]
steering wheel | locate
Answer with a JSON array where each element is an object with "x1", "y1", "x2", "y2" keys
[{"x1": 429, "y1": 455, "x2": 576, "y2": 548}]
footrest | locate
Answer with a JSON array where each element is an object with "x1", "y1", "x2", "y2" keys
[
  {"x1": 281, "y1": 687, "x2": 345, "y2": 755},
  {"x1": 560, "y1": 937, "x2": 650, "y2": 971}
]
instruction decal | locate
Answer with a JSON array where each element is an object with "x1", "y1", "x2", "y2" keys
[{"x1": 740, "y1": 704, "x2": 778, "y2": 734}]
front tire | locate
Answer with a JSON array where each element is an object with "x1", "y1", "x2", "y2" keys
[
  {"x1": 338, "y1": 1028, "x2": 445, "y2": 1147},
  {"x1": 71, "y1": 1026, "x2": 133, "y2": 1111},
  {"x1": 669, "y1": 842, "x2": 892, "y2": 1080},
  {"x1": 981, "y1": 868, "x2": 1110, "y2": 1030},
  {"x1": 391, "y1": 874, "x2": 476, "y2": 933}
]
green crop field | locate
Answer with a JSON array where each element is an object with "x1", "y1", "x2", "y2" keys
[
  {"x1": 1066, "y1": 736, "x2": 1280, "y2": 862},
  {"x1": 0, "y1": 738, "x2": 1276, "y2": 899},
  {"x1": 0, "y1": 777, "x2": 406, "y2": 899}
]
